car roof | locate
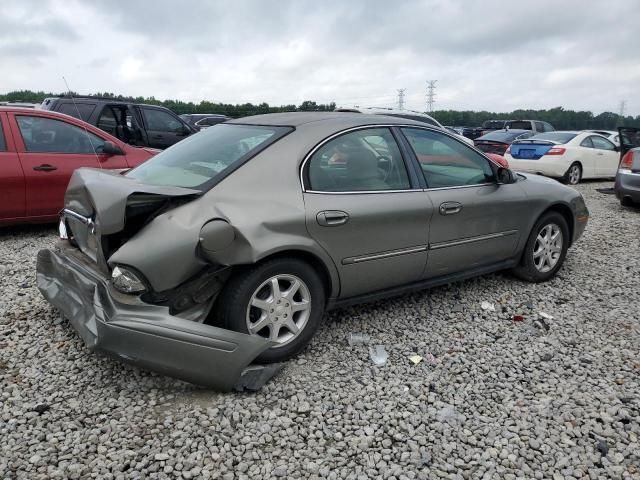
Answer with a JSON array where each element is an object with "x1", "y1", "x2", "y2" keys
[{"x1": 227, "y1": 111, "x2": 431, "y2": 128}]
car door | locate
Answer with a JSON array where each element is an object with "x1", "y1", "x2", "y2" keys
[
  {"x1": 400, "y1": 127, "x2": 529, "y2": 278},
  {"x1": 577, "y1": 136, "x2": 598, "y2": 178},
  {"x1": 0, "y1": 112, "x2": 26, "y2": 221},
  {"x1": 140, "y1": 106, "x2": 191, "y2": 149},
  {"x1": 302, "y1": 127, "x2": 433, "y2": 298},
  {"x1": 10, "y1": 113, "x2": 104, "y2": 218},
  {"x1": 590, "y1": 135, "x2": 619, "y2": 176}
]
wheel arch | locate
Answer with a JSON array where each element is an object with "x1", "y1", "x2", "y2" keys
[
  {"x1": 542, "y1": 202, "x2": 575, "y2": 247},
  {"x1": 253, "y1": 249, "x2": 338, "y2": 299}
]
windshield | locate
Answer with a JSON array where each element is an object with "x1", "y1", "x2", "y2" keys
[
  {"x1": 525, "y1": 132, "x2": 578, "y2": 144},
  {"x1": 127, "y1": 124, "x2": 292, "y2": 189}
]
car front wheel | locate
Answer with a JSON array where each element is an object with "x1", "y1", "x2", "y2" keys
[
  {"x1": 512, "y1": 212, "x2": 570, "y2": 282},
  {"x1": 214, "y1": 258, "x2": 326, "y2": 363}
]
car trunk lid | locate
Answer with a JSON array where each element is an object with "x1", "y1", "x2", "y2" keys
[
  {"x1": 509, "y1": 140, "x2": 559, "y2": 160},
  {"x1": 63, "y1": 168, "x2": 201, "y2": 270}
]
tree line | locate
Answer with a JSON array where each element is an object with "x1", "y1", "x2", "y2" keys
[{"x1": 2, "y1": 89, "x2": 638, "y2": 130}]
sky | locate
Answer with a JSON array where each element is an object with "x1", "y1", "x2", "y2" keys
[{"x1": 1, "y1": 0, "x2": 639, "y2": 115}]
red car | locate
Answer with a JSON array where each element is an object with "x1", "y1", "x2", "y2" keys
[{"x1": 0, "y1": 107, "x2": 158, "y2": 226}]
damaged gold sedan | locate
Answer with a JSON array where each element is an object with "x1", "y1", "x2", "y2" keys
[{"x1": 36, "y1": 112, "x2": 588, "y2": 390}]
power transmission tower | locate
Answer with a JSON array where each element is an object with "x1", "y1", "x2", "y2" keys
[
  {"x1": 426, "y1": 80, "x2": 437, "y2": 113},
  {"x1": 397, "y1": 89, "x2": 406, "y2": 110},
  {"x1": 619, "y1": 100, "x2": 626, "y2": 117}
]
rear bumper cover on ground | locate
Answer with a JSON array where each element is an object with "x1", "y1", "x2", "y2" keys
[{"x1": 36, "y1": 245, "x2": 279, "y2": 391}]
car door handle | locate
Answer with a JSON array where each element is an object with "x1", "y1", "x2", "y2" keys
[
  {"x1": 317, "y1": 210, "x2": 349, "y2": 227},
  {"x1": 439, "y1": 201, "x2": 462, "y2": 215},
  {"x1": 33, "y1": 164, "x2": 57, "y2": 172},
  {"x1": 596, "y1": 152, "x2": 604, "y2": 156}
]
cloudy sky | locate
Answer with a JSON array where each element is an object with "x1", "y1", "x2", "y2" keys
[{"x1": 1, "y1": 0, "x2": 638, "y2": 115}]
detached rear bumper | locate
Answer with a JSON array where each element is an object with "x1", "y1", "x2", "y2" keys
[{"x1": 36, "y1": 245, "x2": 277, "y2": 391}]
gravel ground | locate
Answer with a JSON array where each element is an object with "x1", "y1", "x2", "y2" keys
[{"x1": 1, "y1": 181, "x2": 639, "y2": 480}]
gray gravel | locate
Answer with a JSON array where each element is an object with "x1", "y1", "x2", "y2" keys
[{"x1": 1, "y1": 181, "x2": 639, "y2": 479}]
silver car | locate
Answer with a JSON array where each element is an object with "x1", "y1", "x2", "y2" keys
[{"x1": 36, "y1": 112, "x2": 589, "y2": 390}]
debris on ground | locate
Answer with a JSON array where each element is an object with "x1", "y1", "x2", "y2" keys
[
  {"x1": 369, "y1": 345, "x2": 388, "y2": 366},
  {"x1": 347, "y1": 332, "x2": 370, "y2": 346},
  {"x1": 481, "y1": 301, "x2": 496, "y2": 312},
  {"x1": 539, "y1": 312, "x2": 554, "y2": 320},
  {"x1": 424, "y1": 353, "x2": 438, "y2": 365},
  {"x1": 512, "y1": 314, "x2": 525, "y2": 322},
  {"x1": 533, "y1": 318, "x2": 550, "y2": 332},
  {"x1": 408, "y1": 354, "x2": 423, "y2": 365}
]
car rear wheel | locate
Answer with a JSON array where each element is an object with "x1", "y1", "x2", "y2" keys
[
  {"x1": 620, "y1": 196, "x2": 635, "y2": 207},
  {"x1": 564, "y1": 163, "x2": 582, "y2": 185},
  {"x1": 512, "y1": 212, "x2": 569, "y2": 283},
  {"x1": 214, "y1": 258, "x2": 325, "y2": 363}
]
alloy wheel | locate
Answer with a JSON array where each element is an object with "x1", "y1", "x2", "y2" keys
[
  {"x1": 245, "y1": 274, "x2": 311, "y2": 347},
  {"x1": 568, "y1": 165, "x2": 581, "y2": 185},
  {"x1": 532, "y1": 223, "x2": 563, "y2": 273}
]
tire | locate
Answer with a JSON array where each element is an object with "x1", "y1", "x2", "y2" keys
[
  {"x1": 563, "y1": 162, "x2": 582, "y2": 185},
  {"x1": 214, "y1": 258, "x2": 326, "y2": 363},
  {"x1": 621, "y1": 196, "x2": 635, "y2": 207},
  {"x1": 512, "y1": 212, "x2": 570, "y2": 283}
]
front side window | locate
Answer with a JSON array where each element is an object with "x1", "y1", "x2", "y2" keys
[
  {"x1": 142, "y1": 108, "x2": 183, "y2": 133},
  {"x1": 97, "y1": 107, "x2": 118, "y2": 136},
  {"x1": 591, "y1": 136, "x2": 616, "y2": 151},
  {"x1": 127, "y1": 124, "x2": 290, "y2": 189},
  {"x1": 16, "y1": 116, "x2": 105, "y2": 154},
  {"x1": 307, "y1": 128, "x2": 411, "y2": 192},
  {"x1": 535, "y1": 121, "x2": 545, "y2": 132},
  {"x1": 402, "y1": 127, "x2": 495, "y2": 188}
]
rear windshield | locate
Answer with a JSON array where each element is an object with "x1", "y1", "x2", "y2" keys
[
  {"x1": 526, "y1": 132, "x2": 578, "y2": 143},
  {"x1": 482, "y1": 120, "x2": 506, "y2": 129},
  {"x1": 507, "y1": 121, "x2": 532, "y2": 130},
  {"x1": 478, "y1": 130, "x2": 524, "y2": 142},
  {"x1": 127, "y1": 124, "x2": 292, "y2": 189}
]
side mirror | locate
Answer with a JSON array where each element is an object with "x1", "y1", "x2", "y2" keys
[
  {"x1": 101, "y1": 141, "x2": 124, "y2": 156},
  {"x1": 497, "y1": 167, "x2": 515, "y2": 184}
]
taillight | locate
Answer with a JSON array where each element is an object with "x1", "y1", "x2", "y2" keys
[
  {"x1": 545, "y1": 147, "x2": 566, "y2": 156},
  {"x1": 620, "y1": 151, "x2": 634, "y2": 169}
]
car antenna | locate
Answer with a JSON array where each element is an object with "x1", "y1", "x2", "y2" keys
[{"x1": 62, "y1": 76, "x2": 103, "y2": 169}]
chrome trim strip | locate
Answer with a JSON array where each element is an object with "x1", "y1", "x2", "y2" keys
[
  {"x1": 306, "y1": 189, "x2": 421, "y2": 195},
  {"x1": 299, "y1": 123, "x2": 490, "y2": 192},
  {"x1": 424, "y1": 183, "x2": 492, "y2": 192},
  {"x1": 429, "y1": 230, "x2": 518, "y2": 250},
  {"x1": 342, "y1": 245, "x2": 428, "y2": 265}
]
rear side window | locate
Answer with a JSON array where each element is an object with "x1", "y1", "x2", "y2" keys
[
  {"x1": 0, "y1": 121, "x2": 6, "y2": 151},
  {"x1": 580, "y1": 137, "x2": 594, "y2": 148},
  {"x1": 307, "y1": 128, "x2": 410, "y2": 192},
  {"x1": 402, "y1": 127, "x2": 494, "y2": 188},
  {"x1": 16, "y1": 116, "x2": 105, "y2": 154},
  {"x1": 508, "y1": 121, "x2": 532, "y2": 130},
  {"x1": 97, "y1": 107, "x2": 118, "y2": 136},
  {"x1": 57, "y1": 102, "x2": 96, "y2": 121},
  {"x1": 535, "y1": 122, "x2": 545, "y2": 132}
]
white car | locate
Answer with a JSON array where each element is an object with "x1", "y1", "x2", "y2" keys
[
  {"x1": 505, "y1": 131, "x2": 619, "y2": 185},
  {"x1": 336, "y1": 107, "x2": 475, "y2": 146},
  {"x1": 583, "y1": 130, "x2": 620, "y2": 146}
]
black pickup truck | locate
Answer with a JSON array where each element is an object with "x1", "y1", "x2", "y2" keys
[{"x1": 41, "y1": 97, "x2": 197, "y2": 149}]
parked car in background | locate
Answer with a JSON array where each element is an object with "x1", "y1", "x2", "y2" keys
[
  {"x1": 180, "y1": 113, "x2": 230, "y2": 131},
  {"x1": 506, "y1": 120, "x2": 555, "y2": 133},
  {"x1": 336, "y1": 107, "x2": 474, "y2": 145},
  {"x1": 0, "y1": 101, "x2": 39, "y2": 109},
  {"x1": 37, "y1": 112, "x2": 589, "y2": 389},
  {"x1": 41, "y1": 97, "x2": 196, "y2": 149},
  {"x1": 0, "y1": 107, "x2": 157, "y2": 226},
  {"x1": 505, "y1": 131, "x2": 619, "y2": 184},
  {"x1": 474, "y1": 129, "x2": 534, "y2": 155},
  {"x1": 584, "y1": 129, "x2": 620, "y2": 146},
  {"x1": 615, "y1": 127, "x2": 640, "y2": 206}
]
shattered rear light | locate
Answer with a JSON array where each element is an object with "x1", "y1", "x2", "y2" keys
[{"x1": 59, "y1": 219, "x2": 68, "y2": 239}]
